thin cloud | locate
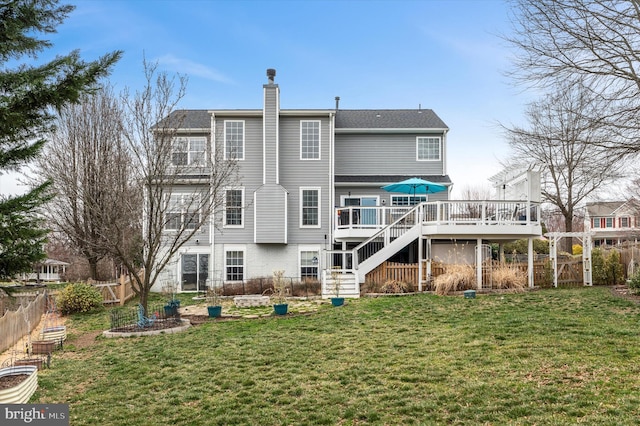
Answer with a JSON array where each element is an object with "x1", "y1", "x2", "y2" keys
[{"x1": 156, "y1": 54, "x2": 234, "y2": 84}]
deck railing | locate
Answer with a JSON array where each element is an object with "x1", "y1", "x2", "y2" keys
[{"x1": 335, "y1": 200, "x2": 540, "y2": 231}]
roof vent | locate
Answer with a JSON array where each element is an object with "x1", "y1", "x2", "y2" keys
[{"x1": 266, "y1": 68, "x2": 276, "y2": 83}]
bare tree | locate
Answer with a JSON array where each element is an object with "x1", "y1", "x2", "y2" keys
[
  {"x1": 501, "y1": 80, "x2": 625, "y2": 252},
  {"x1": 506, "y1": 0, "x2": 640, "y2": 155},
  {"x1": 35, "y1": 86, "x2": 129, "y2": 280},
  {"x1": 100, "y1": 60, "x2": 238, "y2": 313}
]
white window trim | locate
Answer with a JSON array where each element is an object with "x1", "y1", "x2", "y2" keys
[
  {"x1": 165, "y1": 193, "x2": 201, "y2": 231},
  {"x1": 224, "y1": 120, "x2": 245, "y2": 160},
  {"x1": 391, "y1": 195, "x2": 428, "y2": 206},
  {"x1": 299, "y1": 245, "x2": 321, "y2": 281},
  {"x1": 171, "y1": 137, "x2": 207, "y2": 167},
  {"x1": 224, "y1": 245, "x2": 246, "y2": 283},
  {"x1": 300, "y1": 187, "x2": 321, "y2": 228},
  {"x1": 416, "y1": 136, "x2": 442, "y2": 162},
  {"x1": 300, "y1": 120, "x2": 321, "y2": 160},
  {"x1": 223, "y1": 187, "x2": 245, "y2": 229}
]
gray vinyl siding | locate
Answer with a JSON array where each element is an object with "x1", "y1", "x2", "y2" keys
[
  {"x1": 264, "y1": 85, "x2": 279, "y2": 185},
  {"x1": 255, "y1": 184, "x2": 287, "y2": 243},
  {"x1": 280, "y1": 116, "x2": 332, "y2": 244},
  {"x1": 335, "y1": 133, "x2": 445, "y2": 176}
]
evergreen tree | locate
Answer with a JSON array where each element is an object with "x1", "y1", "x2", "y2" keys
[{"x1": 0, "y1": 0, "x2": 121, "y2": 279}]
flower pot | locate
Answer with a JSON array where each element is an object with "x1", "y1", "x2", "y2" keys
[
  {"x1": 273, "y1": 303, "x2": 288, "y2": 316},
  {"x1": 207, "y1": 305, "x2": 222, "y2": 318},
  {"x1": 0, "y1": 366, "x2": 38, "y2": 404},
  {"x1": 331, "y1": 297, "x2": 345, "y2": 307}
]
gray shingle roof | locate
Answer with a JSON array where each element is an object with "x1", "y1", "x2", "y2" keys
[
  {"x1": 335, "y1": 109, "x2": 448, "y2": 129},
  {"x1": 166, "y1": 109, "x2": 448, "y2": 130}
]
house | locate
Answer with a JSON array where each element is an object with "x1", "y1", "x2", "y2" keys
[
  {"x1": 585, "y1": 200, "x2": 640, "y2": 247},
  {"x1": 153, "y1": 69, "x2": 543, "y2": 296}
]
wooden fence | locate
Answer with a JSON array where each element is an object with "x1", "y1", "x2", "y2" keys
[
  {"x1": 366, "y1": 260, "x2": 558, "y2": 290},
  {"x1": 91, "y1": 273, "x2": 137, "y2": 306},
  {"x1": 0, "y1": 293, "x2": 46, "y2": 354}
]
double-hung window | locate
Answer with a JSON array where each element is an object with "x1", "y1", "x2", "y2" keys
[
  {"x1": 224, "y1": 188, "x2": 244, "y2": 227},
  {"x1": 224, "y1": 121, "x2": 244, "y2": 160},
  {"x1": 417, "y1": 137, "x2": 441, "y2": 161},
  {"x1": 165, "y1": 194, "x2": 201, "y2": 230},
  {"x1": 300, "y1": 249, "x2": 319, "y2": 280},
  {"x1": 300, "y1": 120, "x2": 320, "y2": 160},
  {"x1": 592, "y1": 217, "x2": 601, "y2": 228},
  {"x1": 605, "y1": 217, "x2": 614, "y2": 228},
  {"x1": 301, "y1": 187, "x2": 320, "y2": 227},
  {"x1": 172, "y1": 137, "x2": 206, "y2": 166},
  {"x1": 621, "y1": 217, "x2": 630, "y2": 228},
  {"x1": 225, "y1": 249, "x2": 245, "y2": 281}
]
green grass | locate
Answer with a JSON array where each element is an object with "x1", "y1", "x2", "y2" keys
[{"x1": 34, "y1": 288, "x2": 640, "y2": 425}]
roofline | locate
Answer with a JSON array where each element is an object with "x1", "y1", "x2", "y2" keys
[
  {"x1": 335, "y1": 128, "x2": 449, "y2": 134},
  {"x1": 206, "y1": 109, "x2": 334, "y2": 117}
]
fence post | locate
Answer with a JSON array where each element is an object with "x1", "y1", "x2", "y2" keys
[{"x1": 119, "y1": 274, "x2": 126, "y2": 306}]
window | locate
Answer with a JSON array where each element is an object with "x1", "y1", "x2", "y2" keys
[
  {"x1": 301, "y1": 188, "x2": 320, "y2": 227},
  {"x1": 224, "y1": 121, "x2": 244, "y2": 160},
  {"x1": 592, "y1": 217, "x2": 601, "y2": 228},
  {"x1": 300, "y1": 249, "x2": 319, "y2": 280},
  {"x1": 181, "y1": 253, "x2": 209, "y2": 292},
  {"x1": 301, "y1": 121, "x2": 320, "y2": 160},
  {"x1": 225, "y1": 250, "x2": 244, "y2": 281},
  {"x1": 621, "y1": 217, "x2": 630, "y2": 228},
  {"x1": 165, "y1": 194, "x2": 201, "y2": 230},
  {"x1": 391, "y1": 195, "x2": 427, "y2": 206},
  {"x1": 417, "y1": 137, "x2": 441, "y2": 161},
  {"x1": 224, "y1": 189, "x2": 244, "y2": 227},
  {"x1": 172, "y1": 137, "x2": 206, "y2": 166},
  {"x1": 605, "y1": 217, "x2": 614, "y2": 228}
]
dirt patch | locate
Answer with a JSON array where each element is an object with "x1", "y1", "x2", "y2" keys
[
  {"x1": 71, "y1": 330, "x2": 103, "y2": 350},
  {"x1": 0, "y1": 374, "x2": 28, "y2": 390},
  {"x1": 609, "y1": 285, "x2": 640, "y2": 303}
]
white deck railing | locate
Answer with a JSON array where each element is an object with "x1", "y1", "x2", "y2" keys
[{"x1": 335, "y1": 200, "x2": 540, "y2": 231}]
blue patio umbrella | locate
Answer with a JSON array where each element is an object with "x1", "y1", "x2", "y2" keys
[{"x1": 381, "y1": 177, "x2": 447, "y2": 197}]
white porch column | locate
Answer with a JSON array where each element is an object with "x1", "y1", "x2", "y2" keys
[
  {"x1": 476, "y1": 238, "x2": 483, "y2": 290},
  {"x1": 528, "y1": 237, "x2": 534, "y2": 288}
]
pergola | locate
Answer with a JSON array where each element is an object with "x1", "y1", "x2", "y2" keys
[{"x1": 545, "y1": 232, "x2": 593, "y2": 287}]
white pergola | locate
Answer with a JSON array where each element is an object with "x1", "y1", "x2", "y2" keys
[{"x1": 545, "y1": 232, "x2": 593, "y2": 287}]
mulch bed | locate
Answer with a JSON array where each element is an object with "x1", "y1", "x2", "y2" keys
[
  {"x1": 109, "y1": 318, "x2": 185, "y2": 333},
  {"x1": 0, "y1": 374, "x2": 28, "y2": 390},
  {"x1": 610, "y1": 284, "x2": 640, "y2": 303}
]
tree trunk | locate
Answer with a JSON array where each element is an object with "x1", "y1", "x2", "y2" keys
[
  {"x1": 564, "y1": 215, "x2": 574, "y2": 253},
  {"x1": 88, "y1": 257, "x2": 99, "y2": 281}
]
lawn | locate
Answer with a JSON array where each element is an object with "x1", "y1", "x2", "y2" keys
[{"x1": 34, "y1": 287, "x2": 640, "y2": 425}]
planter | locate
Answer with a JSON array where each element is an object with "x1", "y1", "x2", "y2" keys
[
  {"x1": 331, "y1": 297, "x2": 345, "y2": 307},
  {"x1": 207, "y1": 305, "x2": 222, "y2": 318},
  {"x1": 41, "y1": 325, "x2": 67, "y2": 347},
  {"x1": 164, "y1": 305, "x2": 178, "y2": 317},
  {"x1": 0, "y1": 366, "x2": 38, "y2": 404},
  {"x1": 13, "y1": 358, "x2": 46, "y2": 370},
  {"x1": 273, "y1": 303, "x2": 288, "y2": 316},
  {"x1": 31, "y1": 340, "x2": 55, "y2": 355}
]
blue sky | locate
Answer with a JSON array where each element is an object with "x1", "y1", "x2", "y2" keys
[{"x1": 1, "y1": 0, "x2": 531, "y2": 197}]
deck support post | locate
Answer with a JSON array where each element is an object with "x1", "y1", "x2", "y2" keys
[
  {"x1": 476, "y1": 238, "x2": 483, "y2": 290},
  {"x1": 528, "y1": 237, "x2": 534, "y2": 288}
]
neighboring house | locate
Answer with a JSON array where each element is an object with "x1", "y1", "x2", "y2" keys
[
  {"x1": 585, "y1": 200, "x2": 640, "y2": 247},
  {"x1": 20, "y1": 258, "x2": 69, "y2": 282},
  {"x1": 154, "y1": 69, "x2": 542, "y2": 296}
]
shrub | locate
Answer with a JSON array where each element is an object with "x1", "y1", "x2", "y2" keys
[
  {"x1": 628, "y1": 272, "x2": 640, "y2": 294},
  {"x1": 380, "y1": 280, "x2": 412, "y2": 294},
  {"x1": 434, "y1": 264, "x2": 475, "y2": 295},
  {"x1": 492, "y1": 264, "x2": 526, "y2": 291},
  {"x1": 605, "y1": 249, "x2": 625, "y2": 286},
  {"x1": 572, "y1": 244, "x2": 583, "y2": 255},
  {"x1": 592, "y1": 248, "x2": 607, "y2": 285},
  {"x1": 57, "y1": 283, "x2": 103, "y2": 315}
]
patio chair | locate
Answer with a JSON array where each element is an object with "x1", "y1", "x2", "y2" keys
[{"x1": 137, "y1": 303, "x2": 156, "y2": 328}]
